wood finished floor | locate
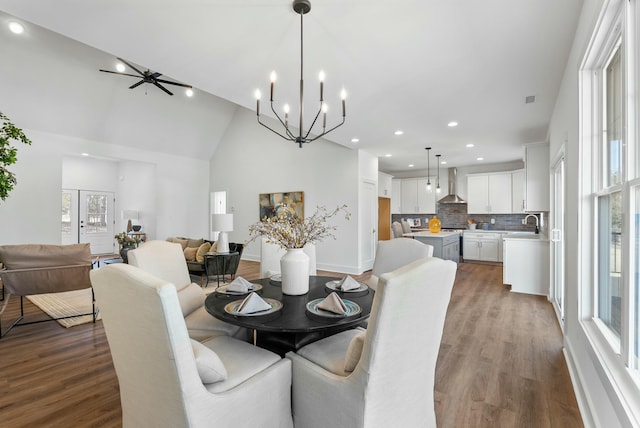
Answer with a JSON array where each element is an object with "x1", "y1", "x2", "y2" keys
[{"x1": 0, "y1": 260, "x2": 583, "y2": 427}]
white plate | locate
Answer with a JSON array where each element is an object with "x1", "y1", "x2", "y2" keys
[
  {"x1": 224, "y1": 298, "x2": 283, "y2": 317},
  {"x1": 215, "y1": 283, "x2": 263, "y2": 295},
  {"x1": 306, "y1": 298, "x2": 361, "y2": 318},
  {"x1": 269, "y1": 274, "x2": 282, "y2": 283},
  {"x1": 325, "y1": 279, "x2": 368, "y2": 293}
]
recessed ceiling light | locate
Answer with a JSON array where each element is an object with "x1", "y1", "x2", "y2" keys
[
  {"x1": 477, "y1": 157, "x2": 484, "y2": 161},
  {"x1": 384, "y1": 154, "x2": 392, "y2": 157},
  {"x1": 351, "y1": 138, "x2": 359, "y2": 143},
  {"x1": 81, "y1": 153, "x2": 89, "y2": 157},
  {"x1": 115, "y1": 62, "x2": 126, "y2": 73},
  {"x1": 441, "y1": 161, "x2": 447, "y2": 165},
  {"x1": 8, "y1": 22, "x2": 24, "y2": 34},
  {"x1": 466, "y1": 143, "x2": 475, "y2": 148},
  {"x1": 447, "y1": 121, "x2": 458, "y2": 127},
  {"x1": 408, "y1": 164, "x2": 414, "y2": 168},
  {"x1": 394, "y1": 130, "x2": 403, "y2": 136},
  {"x1": 185, "y1": 88, "x2": 194, "y2": 97}
]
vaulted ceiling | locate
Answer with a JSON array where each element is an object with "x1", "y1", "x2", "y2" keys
[{"x1": 0, "y1": 0, "x2": 583, "y2": 172}]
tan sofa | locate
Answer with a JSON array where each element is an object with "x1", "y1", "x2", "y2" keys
[{"x1": 0, "y1": 243, "x2": 97, "y2": 337}]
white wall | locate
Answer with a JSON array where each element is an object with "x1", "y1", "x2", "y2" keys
[
  {"x1": 210, "y1": 107, "x2": 361, "y2": 274},
  {"x1": 548, "y1": 0, "x2": 631, "y2": 426},
  {"x1": 0, "y1": 129, "x2": 210, "y2": 246}
]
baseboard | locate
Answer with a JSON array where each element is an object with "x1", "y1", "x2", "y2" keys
[{"x1": 563, "y1": 338, "x2": 596, "y2": 428}]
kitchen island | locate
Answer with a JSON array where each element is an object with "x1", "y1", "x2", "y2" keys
[
  {"x1": 402, "y1": 230, "x2": 460, "y2": 262},
  {"x1": 502, "y1": 233, "x2": 549, "y2": 295}
]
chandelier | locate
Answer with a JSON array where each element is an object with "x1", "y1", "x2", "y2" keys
[{"x1": 255, "y1": 0, "x2": 346, "y2": 148}]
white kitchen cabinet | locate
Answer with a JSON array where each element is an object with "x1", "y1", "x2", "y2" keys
[
  {"x1": 503, "y1": 235, "x2": 549, "y2": 295},
  {"x1": 463, "y1": 232, "x2": 500, "y2": 262},
  {"x1": 511, "y1": 169, "x2": 525, "y2": 213},
  {"x1": 466, "y1": 173, "x2": 512, "y2": 214},
  {"x1": 400, "y1": 178, "x2": 435, "y2": 213},
  {"x1": 524, "y1": 143, "x2": 549, "y2": 212},
  {"x1": 378, "y1": 172, "x2": 393, "y2": 198},
  {"x1": 391, "y1": 179, "x2": 402, "y2": 213}
]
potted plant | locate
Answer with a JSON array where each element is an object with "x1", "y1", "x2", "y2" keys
[
  {"x1": 0, "y1": 112, "x2": 32, "y2": 201},
  {"x1": 248, "y1": 205, "x2": 350, "y2": 295}
]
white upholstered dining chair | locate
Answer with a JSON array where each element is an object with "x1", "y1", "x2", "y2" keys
[
  {"x1": 259, "y1": 237, "x2": 317, "y2": 278},
  {"x1": 366, "y1": 237, "x2": 433, "y2": 290},
  {"x1": 91, "y1": 263, "x2": 293, "y2": 428},
  {"x1": 128, "y1": 240, "x2": 243, "y2": 341},
  {"x1": 391, "y1": 221, "x2": 404, "y2": 238},
  {"x1": 286, "y1": 257, "x2": 457, "y2": 428}
]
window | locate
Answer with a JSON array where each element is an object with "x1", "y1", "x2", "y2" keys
[
  {"x1": 634, "y1": 186, "x2": 640, "y2": 368},
  {"x1": 597, "y1": 191, "x2": 623, "y2": 342},
  {"x1": 580, "y1": 0, "x2": 640, "y2": 420}
]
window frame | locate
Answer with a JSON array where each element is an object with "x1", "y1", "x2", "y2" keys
[{"x1": 579, "y1": 0, "x2": 640, "y2": 422}]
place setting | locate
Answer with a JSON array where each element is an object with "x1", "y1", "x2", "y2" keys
[
  {"x1": 215, "y1": 276, "x2": 263, "y2": 295},
  {"x1": 306, "y1": 291, "x2": 361, "y2": 320},
  {"x1": 224, "y1": 291, "x2": 282, "y2": 318},
  {"x1": 324, "y1": 275, "x2": 369, "y2": 296}
]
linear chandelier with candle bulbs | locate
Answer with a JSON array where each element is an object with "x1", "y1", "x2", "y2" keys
[{"x1": 255, "y1": 0, "x2": 346, "y2": 148}]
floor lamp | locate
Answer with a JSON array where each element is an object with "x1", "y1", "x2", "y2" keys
[{"x1": 211, "y1": 213, "x2": 233, "y2": 253}]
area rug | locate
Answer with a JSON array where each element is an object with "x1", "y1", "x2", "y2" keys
[{"x1": 26, "y1": 289, "x2": 101, "y2": 328}]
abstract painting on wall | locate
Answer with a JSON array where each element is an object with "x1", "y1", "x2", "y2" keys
[{"x1": 258, "y1": 191, "x2": 304, "y2": 220}]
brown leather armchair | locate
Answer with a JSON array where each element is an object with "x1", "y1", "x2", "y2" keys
[{"x1": 0, "y1": 243, "x2": 97, "y2": 337}]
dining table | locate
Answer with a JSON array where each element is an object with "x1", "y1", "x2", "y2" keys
[{"x1": 204, "y1": 275, "x2": 374, "y2": 356}]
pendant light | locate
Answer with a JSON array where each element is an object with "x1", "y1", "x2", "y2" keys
[
  {"x1": 435, "y1": 154, "x2": 442, "y2": 193},
  {"x1": 425, "y1": 147, "x2": 432, "y2": 191}
]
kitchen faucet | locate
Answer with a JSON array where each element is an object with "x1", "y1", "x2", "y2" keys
[{"x1": 524, "y1": 214, "x2": 539, "y2": 234}]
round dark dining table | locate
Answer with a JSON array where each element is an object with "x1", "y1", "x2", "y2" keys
[{"x1": 204, "y1": 275, "x2": 374, "y2": 355}]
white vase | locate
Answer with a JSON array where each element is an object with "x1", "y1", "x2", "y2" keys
[{"x1": 280, "y1": 248, "x2": 310, "y2": 295}]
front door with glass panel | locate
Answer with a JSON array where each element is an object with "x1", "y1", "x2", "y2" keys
[{"x1": 62, "y1": 189, "x2": 115, "y2": 255}]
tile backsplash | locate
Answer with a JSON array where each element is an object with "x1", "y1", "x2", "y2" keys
[{"x1": 391, "y1": 203, "x2": 546, "y2": 234}]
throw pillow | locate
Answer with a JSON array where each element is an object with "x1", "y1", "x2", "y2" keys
[
  {"x1": 210, "y1": 240, "x2": 218, "y2": 253},
  {"x1": 191, "y1": 339, "x2": 227, "y2": 384},
  {"x1": 344, "y1": 331, "x2": 366, "y2": 372},
  {"x1": 187, "y1": 238, "x2": 204, "y2": 248},
  {"x1": 184, "y1": 247, "x2": 198, "y2": 261},
  {"x1": 195, "y1": 242, "x2": 212, "y2": 263},
  {"x1": 174, "y1": 238, "x2": 189, "y2": 250}
]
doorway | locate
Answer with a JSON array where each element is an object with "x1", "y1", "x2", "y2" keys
[
  {"x1": 551, "y1": 154, "x2": 565, "y2": 325},
  {"x1": 378, "y1": 197, "x2": 391, "y2": 240},
  {"x1": 361, "y1": 181, "x2": 377, "y2": 271},
  {"x1": 62, "y1": 189, "x2": 115, "y2": 255}
]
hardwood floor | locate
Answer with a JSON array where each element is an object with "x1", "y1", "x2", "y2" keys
[{"x1": 0, "y1": 260, "x2": 583, "y2": 427}]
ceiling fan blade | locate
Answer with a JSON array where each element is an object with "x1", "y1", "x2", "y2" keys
[
  {"x1": 155, "y1": 78, "x2": 193, "y2": 89},
  {"x1": 154, "y1": 82, "x2": 174, "y2": 96},
  {"x1": 99, "y1": 69, "x2": 143, "y2": 79},
  {"x1": 129, "y1": 80, "x2": 146, "y2": 90},
  {"x1": 116, "y1": 57, "x2": 145, "y2": 77}
]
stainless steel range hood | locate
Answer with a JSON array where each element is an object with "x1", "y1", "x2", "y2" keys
[{"x1": 438, "y1": 168, "x2": 466, "y2": 204}]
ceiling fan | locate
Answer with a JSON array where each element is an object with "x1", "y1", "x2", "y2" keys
[{"x1": 99, "y1": 57, "x2": 192, "y2": 96}]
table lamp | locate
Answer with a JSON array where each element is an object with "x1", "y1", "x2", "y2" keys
[{"x1": 211, "y1": 213, "x2": 234, "y2": 253}]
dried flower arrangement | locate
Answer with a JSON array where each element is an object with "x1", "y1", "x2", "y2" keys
[{"x1": 248, "y1": 204, "x2": 350, "y2": 249}]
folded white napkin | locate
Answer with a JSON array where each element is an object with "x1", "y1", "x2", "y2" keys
[
  {"x1": 317, "y1": 292, "x2": 347, "y2": 315},
  {"x1": 226, "y1": 276, "x2": 254, "y2": 293},
  {"x1": 337, "y1": 275, "x2": 361, "y2": 291},
  {"x1": 237, "y1": 292, "x2": 272, "y2": 314}
]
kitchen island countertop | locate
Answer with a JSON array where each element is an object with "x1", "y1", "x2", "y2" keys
[{"x1": 402, "y1": 230, "x2": 461, "y2": 238}]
